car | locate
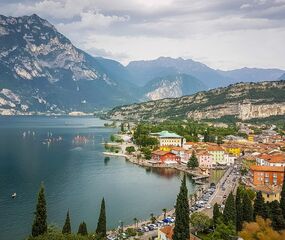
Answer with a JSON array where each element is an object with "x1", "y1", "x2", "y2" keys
[{"x1": 206, "y1": 204, "x2": 212, "y2": 209}]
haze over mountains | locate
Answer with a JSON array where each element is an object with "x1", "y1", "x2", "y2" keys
[{"x1": 0, "y1": 14, "x2": 284, "y2": 114}]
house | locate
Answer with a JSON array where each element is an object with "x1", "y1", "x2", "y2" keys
[
  {"x1": 156, "y1": 226, "x2": 201, "y2": 240},
  {"x1": 196, "y1": 151, "x2": 213, "y2": 169},
  {"x1": 183, "y1": 142, "x2": 194, "y2": 150},
  {"x1": 250, "y1": 165, "x2": 284, "y2": 185},
  {"x1": 224, "y1": 145, "x2": 241, "y2": 157},
  {"x1": 151, "y1": 131, "x2": 185, "y2": 148},
  {"x1": 252, "y1": 185, "x2": 282, "y2": 203},
  {"x1": 207, "y1": 146, "x2": 225, "y2": 165},
  {"x1": 151, "y1": 150, "x2": 181, "y2": 164},
  {"x1": 224, "y1": 153, "x2": 236, "y2": 165},
  {"x1": 256, "y1": 153, "x2": 285, "y2": 167},
  {"x1": 171, "y1": 147, "x2": 191, "y2": 164}
]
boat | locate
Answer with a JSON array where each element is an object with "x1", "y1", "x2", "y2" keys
[{"x1": 11, "y1": 193, "x2": 17, "y2": 198}]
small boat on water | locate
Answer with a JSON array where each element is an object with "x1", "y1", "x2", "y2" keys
[{"x1": 11, "y1": 193, "x2": 17, "y2": 198}]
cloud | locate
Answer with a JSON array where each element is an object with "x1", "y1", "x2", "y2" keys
[{"x1": 0, "y1": 0, "x2": 285, "y2": 69}]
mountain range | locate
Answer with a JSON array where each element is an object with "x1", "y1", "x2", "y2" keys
[
  {"x1": 0, "y1": 14, "x2": 284, "y2": 115},
  {"x1": 107, "y1": 80, "x2": 285, "y2": 122}
]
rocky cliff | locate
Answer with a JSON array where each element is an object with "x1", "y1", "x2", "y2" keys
[{"x1": 107, "y1": 80, "x2": 285, "y2": 121}]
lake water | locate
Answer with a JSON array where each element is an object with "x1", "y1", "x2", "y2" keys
[{"x1": 0, "y1": 116, "x2": 197, "y2": 240}]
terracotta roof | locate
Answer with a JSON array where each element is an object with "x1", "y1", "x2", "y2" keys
[
  {"x1": 152, "y1": 150, "x2": 170, "y2": 156},
  {"x1": 207, "y1": 146, "x2": 224, "y2": 152},
  {"x1": 252, "y1": 185, "x2": 282, "y2": 194},
  {"x1": 258, "y1": 153, "x2": 285, "y2": 163},
  {"x1": 250, "y1": 165, "x2": 285, "y2": 172},
  {"x1": 171, "y1": 146, "x2": 185, "y2": 151},
  {"x1": 160, "y1": 226, "x2": 173, "y2": 239}
]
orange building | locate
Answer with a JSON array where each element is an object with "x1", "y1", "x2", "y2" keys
[
  {"x1": 250, "y1": 165, "x2": 284, "y2": 185},
  {"x1": 151, "y1": 150, "x2": 181, "y2": 164}
]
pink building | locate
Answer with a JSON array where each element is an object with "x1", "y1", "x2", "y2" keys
[{"x1": 197, "y1": 151, "x2": 213, "y2": 168}]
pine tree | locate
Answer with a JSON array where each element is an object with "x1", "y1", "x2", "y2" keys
[
  {"x1": 280, "y1": 169, "x2": 285, "y2": 219},
  {"x1": 235, "y1": 187, "x2": 243, "y2": 231},
  {"x1": 187, "y1": 152, "x2": 199, "y2": 169},
  {"x1": 173, "y1": 175, "x2": 190, "y2": 240},
  {"x1": 32, "y1": 183, "x2": 47, "y2": 237},
  {"x1": 242, "y1": 192, "x2": 253, "y2": 223},
  {"x1": 77, "y1": 221, "x2": 88, "y2": 236},
  {"x1": 62, "y1": 210, "x2": 71, "y2": 234},
  {"x1": 223, "y1": 192, "x2": 236, "y2": 227},
  {"x1": 253, "y1": 191, "x2": 268, "y2": 219},
  {"x1": 268, "y1": 200, "x2": 285, "y2": 231},
  {"x1": 213, "y1": 203, "x2": 222, "y2": 226},
  {"x1": 96, "y1": 198, "x2": 107, "y2": 237}
]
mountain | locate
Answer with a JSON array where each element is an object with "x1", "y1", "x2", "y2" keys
[
  {"x1": 217, "y1": 68, "x2": 285, "y2": 83},
  {"x1": 126, "y1": 57, "x2": 230, "y2": 88},
  {"x1": 107, "y1": 80, "x2": 285, "y2": 121},
  {"x1": 279, "y1": 73, "x2": 285, "y2": 80},
  {"x1": 0, "y1": 14, "x2": 135, "y2": 115},
  {"x1": 142, "y1": 73, "x2": 207, "y2": 100}
]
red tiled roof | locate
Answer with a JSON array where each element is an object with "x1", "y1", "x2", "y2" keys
[{"x1": 250, "y1": 165, "x2": 285, "y2": 172}]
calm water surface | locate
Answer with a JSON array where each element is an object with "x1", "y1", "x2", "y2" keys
[{"x1": 0, "y1": 116, "x2": 197, "y2": 240}]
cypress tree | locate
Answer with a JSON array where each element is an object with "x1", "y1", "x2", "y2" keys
[
  {"x1": 268, "y1": 200, "x2": 285, "y2": 231},
  {"x1": 235, "y1": 187, "x2": 243, "y2": 231},
  {"x1": 253, "y1": 191, "x2": 267, "y2": 219},
  {"x1": 32, "y1": 183, "x2": 47, "y2": 237},
  {"x1": 62, "y1": 210, "x2": 71, "y2": 234},
  {"x1": 280, "y1": 169, "x2": 285, "y2": 219},
  {"x1": 96, "y1": 198, "x2": 106, "y2": 237},
  {"x1": 213, "y1": 203, "x2": 222, "y2": 226},
  {"x1": 78, "y1": 221, "x2": 88, "y2": 236},
  {"x1": 173, "y1": 175, "x2": 190, "y2": 240},
  {"x1": 223, "y1": 192, "x2": 236, "y2": 227},
  {"x1": 242, "y1": 192, "x2": 253, "y2": 223}
]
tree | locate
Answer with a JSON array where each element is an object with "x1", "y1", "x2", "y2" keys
[
  {"x1": 32, "y1": 183, "x2": 47, "y2": 237},
  {"x1": 280, "y1": 169, "x2": 285, "y2": 219},
  {"x1": 77, "y1": 221, "x2": 88, "y2": 236},
  {"x1": 120, "y1": 123, "x2": 124, "y2": 132},
  {"x1": 190, "y1": 212, "x2": 211, "y2": 234},
  {"x1": 62, "y1": 210, "x2": 71, "y2": 234},
  {"x1": 173, "y1": 175, "x2": 190, "y2": 240},
  {"x1": 96, "y1": 198, "x2": 106, "y2": 237},
  {"x1": 150, "y1": 213, "x2": 156, "y2": 224},
  {"x1": 126, "y1": 146, "x2": 135, "y2": 154},
  {"x1": 187, "y1": 152, "x2": 199, "y2": 169},
  {"x1": 242, "y1": 192, "x2": 253, "y2": 223},
  {"x1": 110, "y1": 134, "x2": 115, "y2": 142},
  {"x1": 253, "y1": 191, "x2": 268, "y2": 219},
  {"x1": 133, "y1": 218, "x2": 138, "y2": 229},
  {"x1": 162, "y1": 208, "x2": 167, "y2": 219},
  {"x1": 217, "y1": 136, "x2": 224, "y2": 145},
  {"x1": 268, "y1": 200, "x2": 285, "y2": 231},
  {"x1": 239, "y1": 216, "x2": 285, "y2": 240},
  {"x1": 223, "y1": 192, "x2": 236, "y2": 227},
  {"x1": 236, "y1": 187, "x2": 243, "y2": 231},
  {"x1": 213, "y1": 203, "x2": 222, "y2": 227},
  {"x1": 205, "y1": 220, "x2": 235, "y2": 240}
]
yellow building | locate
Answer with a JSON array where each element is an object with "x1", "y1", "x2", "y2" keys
[
  {"x1": 248, "y1": 134, "x2": 255, "y2": 142},
  {"x1": 225, "y1": 146, "x2": 241, "y2": 157},
  {"x1": 253, "y1": 185, "x2": 282, "y2": 203},
  {"x1": 151, "y1": 131, "x2": 185, "y2": 148}
]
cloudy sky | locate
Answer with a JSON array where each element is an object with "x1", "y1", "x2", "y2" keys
[{"x1": 1, "y1": 0, "x2": 285, "y2": 70}]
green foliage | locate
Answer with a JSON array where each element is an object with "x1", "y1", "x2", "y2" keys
[
  {"x1": 126, "y1": 146, "x2": 135, "y2": 154},
  {"x1": 280, "y1": 169, "x2": 285, "y2": 219},
  {"x1": 235, "y1": 187, "x2": 243, "y2": 231},
  {"x1": 173, "y1": 175, "x2": 190, "y2": 240},
  {"x1": 110, "y1": 134, "x2": 115, "y2": 142},
  {"x1": 96, "y1": 198, "x2": 106, "y2": 238},
  {"x1": 205, "y1": 220, "x2": 236, "y2": 240},
  {"x1": 190, "y1": 212, "x2": 211, "y2": 233},
  {"x1": 187, "y1": 152, "x2": 199, "y2": 169},
  {"x1": 140, "y1": 147, "x2": 152, "y2": 160},
  {"x1": 77, "y1": 222, "x2": 88, "y2": 236},
  {"x1": 125, "y1": 228, "x2": 137, "y2": 237},
  {"x1": 28, "y1": 232, "x2": 94, "y2": 240},
  {"x1": 242, "y1": 192, "x2": 253, "y2": 223},
  {"x1": 268, "y1": 200, "x2": 285, "y2": 231},
  {"x1": 32, "y1": 183, "x2": 48, "y2": 237},
  {"x1": 223, "y1": 192, "x2": 236, "y2": 227},
  {"x1": 213, "y1": 203, "x2": 222, "y2": 227},
  {"x1": 253, "y1": 191, "x2": 268, "y2": 220},
  {"x1": 62, "y1": 210, "x2": 71, "y2": 234}
]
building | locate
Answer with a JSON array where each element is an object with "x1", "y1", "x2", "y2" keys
[
  {"x1": 224, "y1": 145, "x2": 241, "y2": 157},
  {"x1": 207, "y1": 146, "x2": 225, "y2": 165},
  {"x1": 224, "y1": 153, "x2": 236, "y2": 165},
  {"x1": 151, "y1": 131, "x2": 185, "y2": 148},
  {"x1": 196, "y1": 151, "x2": 213, "y2": 169},
  {"x1": 256, "y1": 153, "x2": 285, "y2": 167},
  {"x1": 252, "y1": 185, "x2": 282, "y2": 203},
  {"x1": 171, "y1": 147, "x2": 191, "y2": 165},
  {"x1": 250, "y1": 165, "x2": 284, "y2": 185},
  {"x1": 248, "y1": 134, "x2": 255, "y2": 142},
  {"x1": 151, "y1": 150, "x2": 181, "y2": 164}
]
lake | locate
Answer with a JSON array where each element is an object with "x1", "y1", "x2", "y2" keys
[{"x1": 0, "y1": 116, "x2": 197, "y2": 240}]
